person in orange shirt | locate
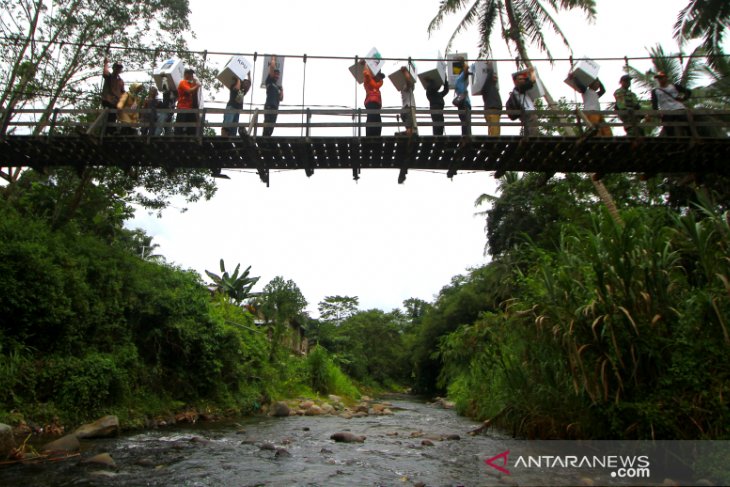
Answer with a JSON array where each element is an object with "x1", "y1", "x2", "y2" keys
[
  {"x1": 176, "y1": 68, "x2": 200, "y2": 135},
  {"x1": 360, "y1": 59, "x2": 385, "y2": 136}
]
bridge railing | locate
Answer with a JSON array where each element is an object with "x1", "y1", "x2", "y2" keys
[{"x1": 1, "y1": 106, "x2": 729, "y2": 139}]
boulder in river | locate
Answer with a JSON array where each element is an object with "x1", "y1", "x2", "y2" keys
[
  {"x1": 42, "y1": 434, "x2": 80, "y2": 453},
  {"x1": 304, "y1": 405, "x2": 322, "y2": 416},
  {"x1": 0, "y1": 423, "x2": 15, "y2": 459},
  {"x1": 74, "y1": 415, "x2": 119, "y2": 439},
  {"x1": 330, "y1": 432, "x2": 366, "y2": 443},
  {"x1": 271, "y1": 401, "x2": 291, "y2": 417},
  {"x1": 81, "y1": 452, "x2": 117, "y2": 468}
]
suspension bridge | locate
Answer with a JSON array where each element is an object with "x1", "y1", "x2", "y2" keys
[{"x1": 1, "y1": 105, "x2": 728, "y2": 185}]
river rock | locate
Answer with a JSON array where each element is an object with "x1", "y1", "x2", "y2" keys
[
  {"x1": 320, "y1": 403, "x2": 335, "y2": 415},
  {"x1": 304, "y1": 405, "x2": 322, "y2": 416},
  {"x1": 354, "y1": 404, "x2": 369, "y2": 413},
  {"x1": 271, "y1": 401, "x2": 291, "y2": 417},
  {"x1": 330, "y1": 432, "x2": 365, "y2": 443},
  {"x1": 421, "y1": 439, "x2": 435, "y2": 447},
  {"x1": 82, "y1": 452, "x2": 117, "y2": 468},
  {"x1": 259, "y1": 442, "x2": 276, "y2": 451},
  {"x1": 299, "y1": 400, "x2": 315, "y2": 409},
  {"x1": 443, "y1": 434, "x2": 461, "y2": 441},
  {"x1": 42, "y1": 434, "x2": 80, "y2": 453},
  {"x1": 275, "y1": 447, "x2": 291, "y2": 458},
  {"x1": 74, "y1": 415, "x2": 119, "y2": 439},
  {"x1": 0, "y1": 423, "x2": 15, "y2": 459}
]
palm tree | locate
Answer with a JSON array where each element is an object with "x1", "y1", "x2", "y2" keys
[
  {"x1": 429, "y1": 0, "x2": 623, "y2": 225},
  {"x1": 428, "y1": 0, "x2": 597, "y2": 107},
  {"x1": 674, "y1": 0, "x2": 730, "y2": 70}
]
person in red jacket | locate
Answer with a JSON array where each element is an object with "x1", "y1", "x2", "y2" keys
[
  {"x1": 360, "y1": 59, "x2": 385, "y2": 136},
  {"x1": 176, "y1": 68, "x2": 200, "y2": 135}
]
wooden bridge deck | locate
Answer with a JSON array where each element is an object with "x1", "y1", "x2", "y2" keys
[{"x1": 1, "y1": 107, "x2": 728, "y2": 183}]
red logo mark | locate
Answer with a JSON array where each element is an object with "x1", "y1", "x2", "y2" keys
[{"x1": 484, "y1": 450, "x2": 511, "y2": 475}]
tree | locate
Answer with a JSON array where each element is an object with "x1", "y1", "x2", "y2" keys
[
  {"x1": 674, "y1": 0, "x2": 730, "y2": 70},
  {"x1": 0, "y1": 0, "x2": 218, "y2": 218},
  {"x1": 318, "y1": 295, "x2": 359, "y2": 325},
  {"x1": 205, "y1": 259, "x2": 260, "y2": 305},
  {"x1": 427, "y1": 0, "x2": 623, "y2": 224},
  {"x1": 258, "y1": 276, "x2": 308, "y2": 360}
]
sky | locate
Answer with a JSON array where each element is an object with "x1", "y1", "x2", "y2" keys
[{"x1": 126, "y1": 0, "x2": 694, "y2": 316}]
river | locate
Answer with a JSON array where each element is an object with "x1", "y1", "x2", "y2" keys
[{"x1": 1, "y1": 395, "x2": 527, "y2": 486}]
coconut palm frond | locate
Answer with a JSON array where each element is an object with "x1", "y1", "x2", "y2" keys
[{"x1": 428, "y1": 0, "x2": 478, "y2": 35}]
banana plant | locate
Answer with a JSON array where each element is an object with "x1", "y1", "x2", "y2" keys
[{"x1": 205, "y1": 259, "x2": 260, "y2": 305}]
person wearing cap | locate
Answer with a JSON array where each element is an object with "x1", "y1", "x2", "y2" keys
[
  {"x1": 360, "y1": 59, "x2": 386, "y2": 136},
  {"x1": 116, "y1": 82, "x2": 143, "y2": 135},
  {"x1": 613, "y1": 74, "x2": 644, "y2": 137},
  {"x1": 568, "y1": 71, "x2": 611, "y2": 137},
  {"x1": 263, "y1": 56, "x2": 284, "y2": 136},
  {"x1": 101, "y1": 57, "x2": 125, "y2": 133},
  {"x1": 506, "y1": 68, "x2": 539, "y2": 136},
  {"x1": 650, "y1": 71, "x2": 692, "y2": 137},
  {"x1": 176, "y1": 68, "x2": 200, "y2": 135}
]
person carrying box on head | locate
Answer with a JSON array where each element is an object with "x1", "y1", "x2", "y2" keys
[
  {"x1": 506, "y1": 68, "x2": 539, "y2": 137},
  {"x1": 361, "y1": 60, "x2": 385, "y2": 136},
  {"x1": 480, "y1": 61, "x2": 502, "y2": 136},
  {"x1": 222, "y1": 74, "x2": 251, "y2": 137},
  {"x1": 568, "y1": 71, "x2": 611, "y2": 137}
]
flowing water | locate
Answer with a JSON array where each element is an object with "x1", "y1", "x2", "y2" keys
[{"x1": 0, "y1": 396, "x2": 521, "y2": 486}]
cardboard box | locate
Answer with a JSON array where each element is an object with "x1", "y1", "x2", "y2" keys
[
  {"x1": 349, "y1": 47, "x2": 385, "y2": 83},
  {"x1": 512, "y1": 68, "x2": 545, "y2": 100},
  {"x1": 471, "y1": 60, "x2": 498, "y2": 96},
  {"x1": 218, "y1": 56, "x2": 253, "y2": 89},
  {"x1": 388, "y1": 64, "x2": 418, "y2": 92},
  {"x1": 417, "y1": 52, "x2": 447, "y2": 90},
  {"x1": 565, "y1": 58, "x2": 600, "y2": 91},
  {"x1": 446, "y1": 52, "x2": 468, "y2": 85},
  {"x1": 153, "y1": 58, "x2": 184, "y2": 92},
  {"x1": 260, "y1": 55, "x2": 285, "y2": 88}
]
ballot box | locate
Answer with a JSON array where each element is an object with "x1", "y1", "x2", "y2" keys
[
  {"x1": 388, "y1": 63, "x2": 418, "y2": 91},
  {"x1": 218, "y1": 56, "x2": 253, "y2": 88},
  {"x1": 446, "y1": 52, "x2": 468, "y2": 85},
  {"x1": 565, "y1": 58, "x2": 600, "y2": 91},
  {"x1": 153, "y1": 58, "x2": 184, "y2": 92},
  {"x1": 417, "y1": 53, "x2": 447, "y2": 90},
  {"x1": 260, "y1": 55, "x2": 285, "y2": 88},
  {"x1": 513, "y1": 68, "x2": 546, "y2": 100},
  {"x1": 471, "y1": 60, "x2": 498, "y2": 96},
  {"x1": 349, "y1": 47, "x2": 385, "y2": 83}
]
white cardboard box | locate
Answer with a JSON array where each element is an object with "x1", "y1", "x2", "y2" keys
[
  {"x1": 218, "y1": 56, "x2": 253, "y2": 88},
  {"x1": 153, "y1": 58, "x2": 184, "y2": 92},
  {"x1": 565, "y1": 58, "x2": 600, "y2": 91},
  {"x1": 349, "y1": 47, "x2": 385, "y2": 84},
  {"x1": 388, "y1": 64, "x2": 418, "y2": 92},
  {"x1": 446, "y1": 52, "x2": 468, "y2": 85},
  {"x1": 471, "y1": 60, "x2": 498, "y2": 96},
  {"x1": 417, "y1": 52, "x2": 447, "y2": 90},
  {"x1": 260, "y1": 55, "x2": 285, "y2": 88}
]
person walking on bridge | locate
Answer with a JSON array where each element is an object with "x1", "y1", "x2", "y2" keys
[
  {"x1": 263, "y1": 56, "x2": 284, "y2": 136},
  {"x1": 651, "y1": 71, "x2": 692, "y2": 137},
  {"x1": 101, "y1": 57, "x2": 125, "y2": 134},
  {"x1": 613, "y1": 74, "x2": 644, "y2": 137},
  {"x1": 176, "y1": 68, "x2": 201, "y2": 136},
  {"x1": 361, "y1": 60, "x2": 385, "y2": 136}
]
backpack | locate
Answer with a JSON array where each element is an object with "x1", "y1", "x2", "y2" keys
[{"x1": 505, "y1": 92, "x2": 521, "y2": 120}]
